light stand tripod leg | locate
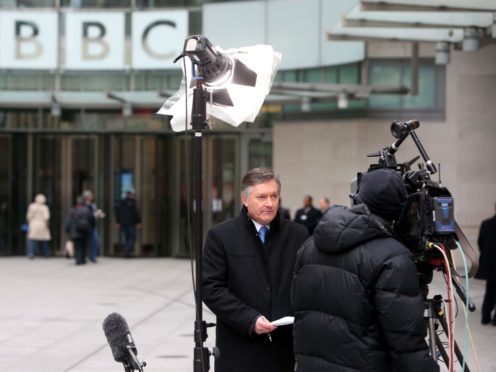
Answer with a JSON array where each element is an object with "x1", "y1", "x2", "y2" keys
[{"x1": 192, "y1": 81, "x2": 212, "y2": 372}]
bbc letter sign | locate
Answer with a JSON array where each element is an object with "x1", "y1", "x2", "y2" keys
[
  {"x1": 132, "y1": 10, "x2": 188, "y2": 69},
  {"x1": 65, "y1": 12, "x2": 125, "y2": 70},
  {"x1": 0, "y1": 10, "x2": 188, "y2": 70},
  {"x1": 0, "y1": 11, "x2": 58, "y2": 69}
]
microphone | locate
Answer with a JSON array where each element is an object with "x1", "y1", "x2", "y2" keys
[
  {"x1": 102, "y1": 313, "x2": 146, "y2": 372},
  {"x1": 390, "y1": 119, "x2": 420, "y2": 139}
]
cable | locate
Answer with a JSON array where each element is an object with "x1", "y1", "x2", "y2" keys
[
  {"x1": 455, "y1": 239, "x2": 472, "y2": 372},
  {"x1": 464, "y1": 307, "x2": 482, "y2": 372},
  {"x1": 180, "y1": 48, "x2": 206, "y2": 372},
  {"x1": 433, "y1": 243, "x2": 455, "y2": 372},
  {"x1": 182, "y1": 47, "x2": 196, "y2": 298}
]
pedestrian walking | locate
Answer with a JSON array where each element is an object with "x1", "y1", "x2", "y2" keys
[
  {"x1": 26, "y1": 194, "x2": 51, "y2": 258},
  {"x1": 115, "y1": 190, "x2": 141, "y2": 258},
  {"x1": 65, "y1": 195, "x2": 94, "y2": 265}
]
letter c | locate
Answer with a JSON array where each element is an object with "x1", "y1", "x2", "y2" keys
[{"x1": 142, "y1": 20, "x2": 176, "y2": 59}]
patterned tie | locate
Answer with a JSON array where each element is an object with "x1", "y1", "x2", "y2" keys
[{"x1": 259, "y1": 226, "x2": 268, "y2": 244}]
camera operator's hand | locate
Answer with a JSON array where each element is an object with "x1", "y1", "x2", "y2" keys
[{"x1": 254, "y1": 316, "x2": 276, "y2": 334}]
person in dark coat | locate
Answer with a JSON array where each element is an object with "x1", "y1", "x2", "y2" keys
[
  {"x1": 83, "y1": 189, "x2": 105, "y2": 263},
  {"x1": 202, "y1": 168, "x2": 309, "y2": 372},
  {"x1": 115, "y1": 190, "x2": 141, "y2": 257},
  {"x1": 278, "y1": 198, "x2": 291, "y2": 220},
  {"x1": 294, "y1": 195, "x2": 322, "y2": 234},
  {"x1": 317, "y1": 196, "x2": 330, "y2": 215},
  {"x1": 292, "y1": 168, "x2": 438, "y2": 372},
  {"x1": 475, "y1": 203, "x2": 496, "y2": 325},
  {"x1": 65, "y1": 195, "x2": 95, "y2": 265}
]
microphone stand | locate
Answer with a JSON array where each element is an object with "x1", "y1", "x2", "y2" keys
[{"x1": 191, "y1": 77, "x2": 215, "y2": 372}]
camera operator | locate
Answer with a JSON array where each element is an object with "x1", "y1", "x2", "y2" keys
[{"x1": 292, "y1": 168, "x2": 439, "y2": 372}]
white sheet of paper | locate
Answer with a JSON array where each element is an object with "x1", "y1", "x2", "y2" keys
[{"x1": 271, "y1": 316, "x2": 294, "y2": 326}]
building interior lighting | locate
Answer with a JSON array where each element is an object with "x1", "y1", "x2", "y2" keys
[
  {"x1": 51, "y1": 102, "x2": 61, "y2": 117},
  {"x1": 122, "y1": 102, "x2": 132, "y2": 117},
  {"x1": 337, "y1": 92, "x2": 349, "y2": 109},
  {"x1": 435, "y1": 41, "x2": 451, "y2": 65},
  {"x1": 300, "y1": 97, "x2": 311, "y2": 112},
  {"x1": 463, "y1": 27, "x2": 480, "y2": 51}
]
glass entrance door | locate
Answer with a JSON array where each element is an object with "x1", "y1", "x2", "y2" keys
[
  {"x1": 170, "y1": 134, "x2": 241, "y2": 257},
  {"x1": 109, "y1": 135, "x2": 165, "y2": 257},
  {"x1": 31, "y1": 135, "x2": 98, "y2": 255},
  {"x1": 0, "y1": 135, "x2": 10, "y2": 255},
  {"x1": 205, "y1": 135, "x2": 240, "y2": 227}
]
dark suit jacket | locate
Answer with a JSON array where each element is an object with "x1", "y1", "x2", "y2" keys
[
  {"x1": 294, "y1": 206, "x2": 322, "y2": 234},
  {"x1": 476, "y1": 215, "x2": 496, "y2": 281},
  {"x1": 202, "y1": 207, "x2": 309, "y2": 372}
]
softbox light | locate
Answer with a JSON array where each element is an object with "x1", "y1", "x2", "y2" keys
[{"x1": 157, "y1": 37, "x2": 281, "y2": 132}]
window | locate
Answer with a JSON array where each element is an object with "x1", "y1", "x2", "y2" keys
[
  {"x1": 368, "y1": 59, "x2": 445, "y2": 113},
  {"x1": 279, "y1": 63, "x2": 366, "y2": 114}
]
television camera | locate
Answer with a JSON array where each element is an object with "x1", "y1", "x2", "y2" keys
[
  {"x1": 352, "y1": 120, "x2": 479, "y2": 370},
  {"x1": 352, "y1": 120, "x2": 477, "y2": 273}
]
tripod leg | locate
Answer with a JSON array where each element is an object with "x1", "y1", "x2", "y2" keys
[
  {"x1": 426, "y1": 316, "x2": 437, "y2": 360},
  {"x1": 434, "y1": 331, "x2": 450, "y2": 369},
  {"x1": 453, "y1": 339, "x2": 470, "y2": 372},
  {"x1": 432, "y1": 298, "x2": 471, "y2": 372}
]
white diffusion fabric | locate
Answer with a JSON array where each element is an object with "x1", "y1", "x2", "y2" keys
[{"x1": 157, "y1": 44, "x2": 281, "y2": 132}]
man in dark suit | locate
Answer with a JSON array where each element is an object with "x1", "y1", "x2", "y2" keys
[
  {"x1": 115, "y1": 190, "x2": 141, "y2": 257},
  {"x1": 294, "y1": 195, "x2": 322, "y2": 234},
  {"x1": 476, "y1": 203, "x2": 496, "y2": 325},
  {"x1": 318, "y1": 196, "x2": 331, "y2": 215},
  {"x1": 202, "y1": 168, "x2": 309, "y2": 372}
]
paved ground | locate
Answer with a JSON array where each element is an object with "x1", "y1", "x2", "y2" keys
[{"x1": 0, "y1": 256, "x2": 494, "y2": 372}]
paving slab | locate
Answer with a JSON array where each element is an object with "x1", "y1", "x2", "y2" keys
[{"x1": 0, "y1": 256, "x2": 494, "y2": 372}]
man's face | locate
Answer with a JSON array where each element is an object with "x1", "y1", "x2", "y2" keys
[
  {"x1": 304, "y1": 196, "x2": 312, "y2": 207},
  {"x1": 242, "y1": 180, "x2": 280, "y2": 225},
  {"x1": 318, "y1": 199, "x2": 329, "y2": 212}
]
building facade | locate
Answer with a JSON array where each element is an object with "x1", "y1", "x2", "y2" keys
[{"x1": 1, "y1": 0, "x2": 493, "y2": 256}]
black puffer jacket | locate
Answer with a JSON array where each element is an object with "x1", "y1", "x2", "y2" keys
[{"x1": 292, "y1": 204, "x2": 438, "y2": 372}]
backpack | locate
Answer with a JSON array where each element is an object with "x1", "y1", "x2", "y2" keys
[
  {"x1": 72, "y1": 208, "x2": 91, "y2": 235},
  {"x1": 75, "y1": 215, "x2": 91, "y2": 233}
]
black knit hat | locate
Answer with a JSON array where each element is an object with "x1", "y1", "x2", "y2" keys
[{"x1": 356, "y1": 168, "x2": 407, "y2": 221}]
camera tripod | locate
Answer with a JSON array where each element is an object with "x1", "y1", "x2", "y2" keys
[{"x1": 425, "y1": 295, "x2": 470, "y2": 371}]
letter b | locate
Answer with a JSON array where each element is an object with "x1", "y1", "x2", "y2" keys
[
  {"x1": 15, "y1": 20, "x2": 42, "y2": 59},
  {"x1": 82, "y1": 22, "x2": 109, "y2": 60}
]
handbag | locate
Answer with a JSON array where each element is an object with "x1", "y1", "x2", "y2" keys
[{"x1": 65, "y1": 240, "x2": 74, "y2": 258}]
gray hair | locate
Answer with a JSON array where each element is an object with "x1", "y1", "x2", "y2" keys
[
  {"x1": 241, "y1": 168, "x2": 281, "y2": 198},
  {"x1": 82, "y1": 190, "x2": 93, "y2": 199}
]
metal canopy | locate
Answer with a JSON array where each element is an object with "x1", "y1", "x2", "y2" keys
[
  {"x1": 107, "y1": 91, "x2": 165, "y2": 107},
  {"x1": 0, "y1": 91, "x2": 171, "y2": 110},
  {"x1": 345, "y1": 5, "x2": 493, "y2": 28},
  {"x1": 328, "y1": 24, "x2": 464, "y2": 43},
  {"x1": 325, "y1": 0, "x2": 496, "y2": 58},
  {"x1": 361, "y1": 0, "x2": 496, "y2": 12},
  {"x1": 0, "y1": 91, "x2": 52, "y2": 108},
  {"x1": 272, "y1": 81, "x2": 408, "y2": 96},
  {"x1": 53, "y1": 91, "x2": 118, "y2": 109}
]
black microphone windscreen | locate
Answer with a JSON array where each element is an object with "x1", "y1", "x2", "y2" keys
[
  {"x1": 405, "y1": 119, "x2": 420, "y2": 131},
  {"x1": 102, "y1": 312, "x2": 134, "y2": 363}
]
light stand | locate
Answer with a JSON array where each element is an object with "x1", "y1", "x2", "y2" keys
[
  {"x1": 191, "y1": 77, "x2": 215, "y2": 372},
  {"x1": 183, "y1": 36, "x2": 229, "y2": 372},
  {"x1": 159, "y1": 35, "x2": 280, "y2": 372}
]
